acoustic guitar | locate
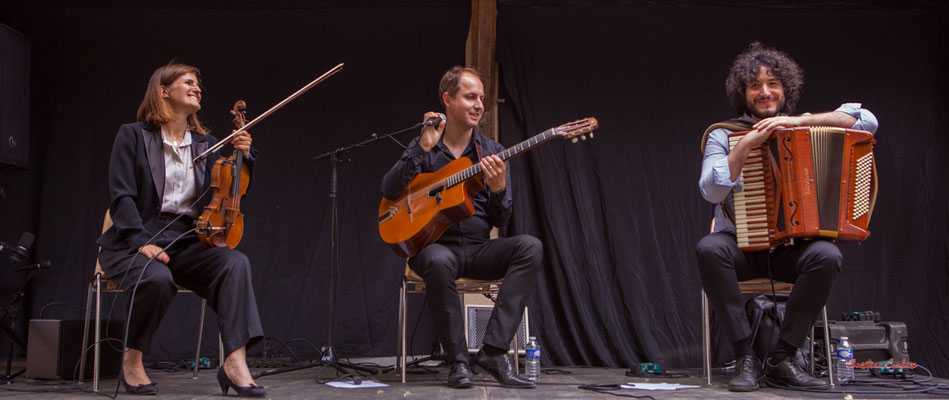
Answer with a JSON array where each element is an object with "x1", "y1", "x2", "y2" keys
[{"x1": 378, "y1": 117, "x2": 599, "y2": 257}]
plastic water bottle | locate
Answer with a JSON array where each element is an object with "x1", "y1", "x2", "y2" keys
[
  {"x1": 836, "y1": 336, "x2": 854, "y2": 382},
  {"x1": 525, "y1": 337, "x2": 541, "y2": 381}
]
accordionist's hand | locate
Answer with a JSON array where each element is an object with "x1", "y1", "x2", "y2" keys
[{"x1": 753, "y1": 116, "x2": 802, "y2": 132}]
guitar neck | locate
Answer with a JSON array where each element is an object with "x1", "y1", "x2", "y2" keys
[{"x1": 445, "y1": 128, "x2": 558, "y2": 188}]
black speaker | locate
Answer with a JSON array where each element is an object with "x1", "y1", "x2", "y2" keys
[
  {"x1": 26, "y1": 319, "x2": 123, "y2": 380},
  {"x1": 464, "y1": 305, "x2": 529, "y2": 354},
  {"x1": 0, "y1": 23, "x2": 30, "y2": 169}
]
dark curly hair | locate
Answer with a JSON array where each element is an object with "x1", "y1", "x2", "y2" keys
[{"x1": 725, "y1": 42, "x2": 804, "y2": 117}]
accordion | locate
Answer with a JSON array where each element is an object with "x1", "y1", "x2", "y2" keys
[{"x1": 729, "y1": 127, "x2": 877, "y2": 251}]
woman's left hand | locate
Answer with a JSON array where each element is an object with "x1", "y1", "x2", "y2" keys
[{"x1": 232, "y1": 130, "x2": 252, "y2": 158}]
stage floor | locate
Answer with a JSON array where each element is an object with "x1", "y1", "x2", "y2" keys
[{"x1": 3, "y1": 357, "x2": 948, "y2": 399}]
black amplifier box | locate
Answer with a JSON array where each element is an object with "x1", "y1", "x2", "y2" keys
[
  {"x1": 814, "y1": 320, "x2": 909, "y2": 364},
  {"x1": 26, "y1": 319, "x2": 123, "y2": 380}
]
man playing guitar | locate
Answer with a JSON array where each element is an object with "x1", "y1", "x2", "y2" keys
[{"x1": 381, "y1": 66, "x2": 541, "y2": 389}]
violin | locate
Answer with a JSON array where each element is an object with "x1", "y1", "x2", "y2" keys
[
  {"x1": 196, "y1": 100, "x2": 251, "y2": 248},
  {"x1": 190, "y1": 63, "x2": 344, "y2": 247}
]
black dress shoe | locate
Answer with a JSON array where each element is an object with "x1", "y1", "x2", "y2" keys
[
  {"x1": 727, "y1": 354, "x2": 762, "y2": 392},
  {"x1": 120, "y1": 374, "x2": 158, "y2": 395},
  {"x1": 472, "y1": 350, "x2": 535, "y2": 388},
  {"x1": 447, "y1": 361, "x2": 474, "y2": 388},
  {"x1": 217, "y1": 367, "x2": 267, "y2": 397},
  {"x1": 765, "y1": 357, "x2": 828, "y2": 388}
]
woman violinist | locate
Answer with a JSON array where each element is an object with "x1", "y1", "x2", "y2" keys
[{"x1": 96, "y1": 63, "x2": 265, "y2": 397}]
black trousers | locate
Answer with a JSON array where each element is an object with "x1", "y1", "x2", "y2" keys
[
  {"x1": 409, "y1": 234, "x2": 542, "y2": 363},
  {"x1": 695, "y1": 232, "x2": 840, "y2": 349},
  {"x1": 98, "y1": 214, "x2": 264, "y2": 358}
]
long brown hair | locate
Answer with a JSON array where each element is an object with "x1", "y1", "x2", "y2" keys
[{"x1": 136, "y1": 63, "x2": 209, "y2": 134}]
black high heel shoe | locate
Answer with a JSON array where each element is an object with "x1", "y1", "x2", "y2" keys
[
  {"x1": 120, "y1": 373, "x2": 159, "y2": 395},
  {"x1": 217, "y1": 367, "x2": 267, "y2": 397}
]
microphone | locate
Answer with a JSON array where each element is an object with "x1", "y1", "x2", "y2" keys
[
  {"x1": 14, "y1": 260, "x2": 52, "y2": 273},
  {"x1": 7, "y1": 232, "x2": 34, "y2": 264},
  {"x1": 422, "y1": 113, "x2": 445, "y2": 128}
]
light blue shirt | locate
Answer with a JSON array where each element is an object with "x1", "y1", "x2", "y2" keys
[{"x1": 699, "y1": 103, "x2": 879, "y2": 234}]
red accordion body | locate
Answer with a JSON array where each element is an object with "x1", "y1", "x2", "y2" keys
[{"x1": 728, "y1": 127, "x2": 877, "y2": 251}]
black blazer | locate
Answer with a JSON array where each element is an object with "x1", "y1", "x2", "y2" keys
[{"x1": 96, "y1": 121, "x2": 254, "y2": 252}]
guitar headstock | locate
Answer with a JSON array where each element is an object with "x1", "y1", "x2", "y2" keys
[{"x1": 554, "y1": 117, "x2": 599, "y2": 143}]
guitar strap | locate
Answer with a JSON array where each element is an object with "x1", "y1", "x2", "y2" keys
[
  {"x1": 700, "y1": 118, "x2": 753, "y2": 155},
  {"x1": 474, "y1": 132, "x2": 484, "y2": 161}
]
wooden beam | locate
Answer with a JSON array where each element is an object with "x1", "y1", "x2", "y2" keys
[{"x1": 466, "y1": 0, "x2": 498, "y2": 141}]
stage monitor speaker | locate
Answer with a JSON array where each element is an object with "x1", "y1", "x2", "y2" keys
[
  {"x1": 464, "y1": 305, "x2": 529, "y2": 354},
  {"x1": 26, "y1": 319, "x2": 123, "y2": 380},
  {"x1": 0, "y1": 23, "x2": 30, "y2": 169}
]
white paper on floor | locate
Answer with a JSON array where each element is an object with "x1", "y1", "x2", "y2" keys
[
  {"x1": 326, "y1": 380, "x2": 389, "y2": 388},
  {"x1": 621, "y1": 382, "x2": 701, "y2": 391}
]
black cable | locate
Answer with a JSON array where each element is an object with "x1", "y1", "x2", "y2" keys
[
  {"x1": 578, "y1": 383, "x2": 656, "y2": 399},
  {"x1": 145, "y1": 360, "x2": 192, "y2": 373},
  {"x1": 0, "y1": 337, "x2": 127, "y2": 397},
  {"x1": 72, "y1": 338, "x2": 125, "y2": 386},
  {"x1": 764, "y1": 252, "x2": 778, "y2": 363},
  {"x1": 322, "y1": 373, "x2": 365, "y2": 385},
  {"x1": 404, "y1": 296, "x2": 428, "y2": 371},
  {"x1": 284, "y1": 337, "x2": 324, "y2": 358},
  {"x1": 626, "y1": 370, "x2": 690, "y2": 379},
  {"x1": 69, "y1": 221, "x2": 202, "y2": 399},
  {"x1": 38, "y1": 302, "x2": 85, "y2": 319},
  {"x1": 373, "y1": 120, "x2": 433, "y2": 150},
  {"x1": 313, "y1": 362, "x2": 350, "y2": 385},
  {"x1": 762, "y1": 363, "x2": 949, "y2": 396},
  {"x1": 261, "y1": 336, "x2": 303, "y2": 362},
  {"x1": 109, "y1": 226, "x2": 202, "y2": 397},
  {"x1": 85, "y1": 184, "x2": 211, "y2": 396},
  {"x1": 106, "y1": 185, "x2": 211, "y2": 320},
  {"x1": 542, "y1": 368, "x2": 573, "y2": 375}
]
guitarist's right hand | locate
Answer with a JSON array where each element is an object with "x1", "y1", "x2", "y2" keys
[{"x1": 419, "y1": 111, "x2": 445, "y2": 152}]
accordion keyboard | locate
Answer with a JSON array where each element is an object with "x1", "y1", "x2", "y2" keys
[{"x1": 729, "y1": 135, "x2": 771, "y2": 250}]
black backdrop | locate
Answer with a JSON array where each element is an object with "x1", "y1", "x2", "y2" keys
[{"x1": 1, "y1": 1, "x2": 947, "y2": 378}]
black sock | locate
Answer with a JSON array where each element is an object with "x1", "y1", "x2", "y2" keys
[
  {"x1": 769, "y1": 339, "x2": 797, "y2": 363},
  {"x1": 733, "y1": 337, "x2": 754, "y2": 359},
  {"x1": 482, "y1": 344, "x2": 507, "y2": 357}
]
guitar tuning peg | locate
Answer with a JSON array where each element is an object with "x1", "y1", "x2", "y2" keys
[
  {"x1": 571, "y1": 137, "x2": 579, "y2": 143},
  {"x1": 589, "y1": 132, "x2": 594, "y2": 139},
  {"x1": 580, "y1": 135, "x2": 587, "y2": 141}
]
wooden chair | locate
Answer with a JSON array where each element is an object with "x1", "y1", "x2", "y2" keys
[
  {"x1": 79, "y1": 210, "x2": 222, "y2": 392},
  {"x1": 699, "y1": 219, "x2": 834, "y2": 386},
  {"x1": 396, "y1": 263, "x2": 523, "y2": 383}
]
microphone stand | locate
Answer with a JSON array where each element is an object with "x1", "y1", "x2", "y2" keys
[
  {"x1": 253, "y1": 121, "x2": 426, "y2": 381},
  {"x1": 0, "y1": 269, "x2": 37, "y2": 383}
]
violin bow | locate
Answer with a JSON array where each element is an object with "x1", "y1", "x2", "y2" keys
[{"x1": 193, "y1": 62, "x2": 344, "y2": 164}]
